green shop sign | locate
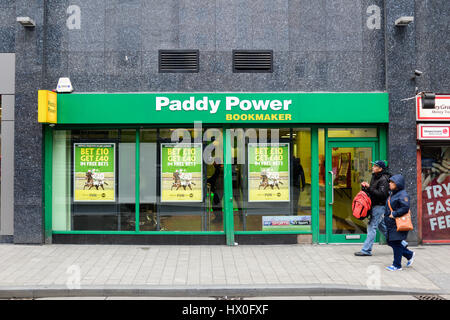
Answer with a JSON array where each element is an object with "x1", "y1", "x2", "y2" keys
[{"x1": 55, "y1": 92, "x2": 388, "y2": 124}]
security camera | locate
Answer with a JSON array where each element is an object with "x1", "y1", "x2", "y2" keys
[
  {"x1": 17, "y1": 16, "x2": 36, "y2": 27},
  {"x1": 414, "y1": 70, "x2": 423, "y2": 77},
  {"x1": 395, "y1": 16, "x2": 414, "y2": 26}
]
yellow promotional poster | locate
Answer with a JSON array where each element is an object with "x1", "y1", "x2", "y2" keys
[
  {"x1": 161, "y1": 143, "x2": 203, "y2": 202},
  {"x1": 38, "y1": 90, "x2": 57, "y2": 123},
  {"x1": 248, "y1": 143, "x2": 290, "y2": 202},
  {"x1": 73, "y1": 143, "x2": 116, "y2": 202}
]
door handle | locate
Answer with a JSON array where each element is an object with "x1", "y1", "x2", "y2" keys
[{"x1": 329, "y1": 170, "x2": 335, "y2": 205}]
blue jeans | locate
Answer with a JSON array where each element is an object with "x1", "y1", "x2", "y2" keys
[
  {"x1": 388, "y1": 240, "x2": 414, "y2": 268},
  {"x1": 361, "y1": 205, "x2": 386, "y2": 255}
]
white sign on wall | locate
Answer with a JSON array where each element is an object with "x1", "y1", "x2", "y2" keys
[
  {"x1": 417, "y1": 124, "x2": 450, "y2": 140},
  {"x1": 416, "y1": 94, "x2": 450, "y2": 121}
]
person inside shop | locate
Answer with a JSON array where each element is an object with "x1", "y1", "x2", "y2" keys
[
  {"x1": 207, "y1": 158, "x2": 223, "y2": 223},
  {"x1": 354, "y1": 160, "x2": 390, "y2": 256},
  {"x1": 292, "y1": 157, "x2": 306, "y2": 215}
]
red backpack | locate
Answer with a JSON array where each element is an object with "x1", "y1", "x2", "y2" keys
[{"x1": 352, "y1": 191, "x2": 372, "y2": 220}]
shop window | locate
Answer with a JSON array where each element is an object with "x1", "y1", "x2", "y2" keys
[
  {"x1": 139, "y1": 128, "x2": 224, "y2": 232},
  {"x1": 52, "y1": 127, "x2": 319, "y2": 234},
  {"x1": 231, "y1": 128, "x2": 312, "y2": 232},
  {"x1": 421, "y1": 144, "x2": 450, "y2": 242},
  {"x1": 52, "y1": 127, "x2": 227, "y2": 233},
  {"x1": 52, "y1": 129, "x2": 135, "y2": 231},
  {"x1": 156, "y1": 128, "x2": 223, "y2": 231},
  {"x1": 328, "y1": 128, "x2": 377, "y2": 138}
]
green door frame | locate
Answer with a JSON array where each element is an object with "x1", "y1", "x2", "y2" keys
[
  {"x1": 223, "y1": 127, "x2": 235, "y2": 245},
  {"x1": 320, "y1": 140, "x2": 378, "y2": 243}
]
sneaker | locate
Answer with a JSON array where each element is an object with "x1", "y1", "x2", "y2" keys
[
  {"x1": 354, "y1": 251, "x2": 372, "y2": 256},
  {"x1": 385, "y1": 265, "x2": 402, "y2": 271},
  {"x1": 401, "y1": 240, "x2": 409, "y2": 248},
  {"x1": 406, "y1": 252, "x2": 415, "y2": 267}
]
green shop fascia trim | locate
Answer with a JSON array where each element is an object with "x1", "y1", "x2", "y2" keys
[
  {"x1": 51, "y1": 231, "x2": 311, "y2": 235},
  {"x1": 56, "y1": 92, "x2": 389, "y2": 124},
  {"x1": 44, "y1": 125, "x2": 53, "y2": 243},
  {"x1": 52, "y1": 231, "x2": 226, "y2": 235}
]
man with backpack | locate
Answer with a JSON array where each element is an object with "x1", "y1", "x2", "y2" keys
[{"x1": 354, "y1": 160, "x2": 390, "y2": 256}]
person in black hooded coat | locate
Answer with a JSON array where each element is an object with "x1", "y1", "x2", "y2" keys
[{"x1": 384, "y1": 174, "x2": 415, "y2": 271}]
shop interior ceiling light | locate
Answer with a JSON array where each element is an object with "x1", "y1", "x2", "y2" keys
[
  {"x1": 56, "y1": 77, "x2": 73, "y2": 93},
  {"x1": 395, "y1": 16, "x2": 414, "y2": 26},
  {"x1": 16, "y1": 17, "x2": 36, "y2": 27}
]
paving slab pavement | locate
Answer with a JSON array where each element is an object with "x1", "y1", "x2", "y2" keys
[{"x1": 0, "y1": 243, "x2": 448, "y2": 298}]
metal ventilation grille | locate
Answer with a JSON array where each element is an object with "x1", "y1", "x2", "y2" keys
[
  {"x1": 233, "y1": 50, "x2": 273, "y2": 73},
  {"x1": 159, "y1": 50, "x2": 199, "y2": 73}
]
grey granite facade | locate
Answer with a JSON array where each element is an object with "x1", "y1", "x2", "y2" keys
[
  {"x1": 13, "y1": 0, "x2": 45, "y2": 244},
  {"x1": 0, "y1": 1, "x2": 15, "y2": 53},
  {"x1": 5, "y1": 0, "x2": 450, "y2": 243},
  {"x1": 40, "y1": 0, "x2": 387, "y2": 93},
  {"x1": 384, "y1": 0, "x2": 418, "y2": 243},
  {"x1": 415, "y1": 0, "x2": 450, "y2": 92}
]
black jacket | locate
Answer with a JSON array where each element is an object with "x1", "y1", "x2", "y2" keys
[{"x1": 363, "y1": 170, "x2": 390, "y2": 206}]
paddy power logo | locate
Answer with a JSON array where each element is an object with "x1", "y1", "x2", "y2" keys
[{"x1": 155, "y1": 96, "x2": 293, "y2": 121}]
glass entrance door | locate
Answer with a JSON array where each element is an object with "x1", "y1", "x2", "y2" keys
[{"x1": 323, "y1": 141, "x2": 376, "y2": 243}]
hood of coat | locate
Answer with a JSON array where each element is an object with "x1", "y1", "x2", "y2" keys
[{"x1": 389, "y1": 174, "x2": 405, "y2": 192}]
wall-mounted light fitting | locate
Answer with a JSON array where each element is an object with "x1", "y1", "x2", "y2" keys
[
  {"x1": 17, "y1": 16, "x2": 36, "y2": 27},
  {"x1": 395, "y1": 16, "x2": 414, "y2": 26},
  {"x1": 421, "y1": 92, "x2": 436, "y2": 109}
]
